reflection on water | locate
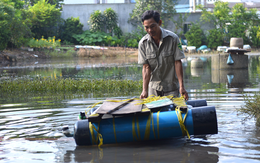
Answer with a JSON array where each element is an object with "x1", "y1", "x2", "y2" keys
[
  {"x1": 0, "y1": 55, "x2": 260, "y2": 162},
  {"x1": 0, "y1": 56, "x2": 142, "y2": 80}
]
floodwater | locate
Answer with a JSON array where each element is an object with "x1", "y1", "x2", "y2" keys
[{"x1": 0, "y1": 54, "x2": 260, "y2": 163}]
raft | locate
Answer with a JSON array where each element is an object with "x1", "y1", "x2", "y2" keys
[{"x1": 72, "y1": 99, "x2": 218, "y2": 146}]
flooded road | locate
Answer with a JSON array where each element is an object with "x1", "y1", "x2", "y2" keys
[{"x1": 0, "y1": 54, "x2": 260, "y2": 163}]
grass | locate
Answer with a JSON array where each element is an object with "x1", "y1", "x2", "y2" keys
[
  {"x1": 0, "y1": 78, "x2": 143, "y2": 95},
  {"x1": 46, "y1": 49, "x2": 76, "y2": 58},
  {"x1": 237, "y1": 93, "x2": 260, "y2": 126}
]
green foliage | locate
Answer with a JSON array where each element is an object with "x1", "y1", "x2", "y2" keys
[
  {"x1": 227, "y1": 21, "x2": 249, "y2": 44},
  {"x1": 184, "y1": 23, "x2": 203, "y2": 48},
  {"x1": 129, "y1": 0, "x2": 178, "y2": 28},
  {"x1": 207, "y1": 29, "x2": 224, "y2": 49},
  {"x1": 0, "y1": 78, "x2": 143, "y2": 94},
  {"x1": 60, "y1": 17, "x2": 83, "y2": 44},
  {"x1": 29, "y1": 0, "x2": 61, "y2": 39},
  {"x1": 89, "y1": 10, "x2": 104, "y2": 32},
  {"x1": 0, "y1": 0, "x2": 32, "y2": 50},
  {"x1": 73, "y1": 30, "x2": 109, "y2": 45},
  {"x1": 198, "y1": 2, "x2": 230, "y2": 29},
  {"x1": 47, "y1": 49, "x2": 76, "y2": 58},
  {"x1": 88, "y1": 8, "x2": 122, "y2": 37},
  {"x1": 0, "y1": 1, "x2": 13, "y2": 51},
  {"x1": 198, "y1": 1, "x2": 260, "y2": 46},
  {"x1": 103, "y1": 8, "x2": 118, "y2": 34},
  {"x1": 27, "y1": 36, "x2": 61, "y2": 49},
  {"x1": 24, "y1": 0, "x2": 64, "y2": 8},
  {"x1": 2, "y1": 0, "x2": 25, "y2": 9},
  {"x1": 118, "y1": 26, "x2": 145, "y2": 47},
  {"x1": 250, "y1": 26, "x2": 260, "y2": 48},
  {"x1": 238, "y1": 93, "x2": 260, "y2": 126}
]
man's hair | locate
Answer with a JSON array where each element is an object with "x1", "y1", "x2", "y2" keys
[{"x1": 141, "y1": 10, "x2": 160, "y2": 23}]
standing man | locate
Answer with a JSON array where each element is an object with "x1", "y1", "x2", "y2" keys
[{"x1": 138, "y1": 10, "x2": 189, "y2": 100}]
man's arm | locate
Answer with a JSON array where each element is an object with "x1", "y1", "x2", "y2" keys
[
  {"x1": 140, "y1": 64, "x2": 151, "y2": 99},
  {"x1": 175, "y1": 60, "x2": 189, "y2": 100}
]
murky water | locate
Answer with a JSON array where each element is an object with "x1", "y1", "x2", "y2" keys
[{"x1": 0, "y1": 54, "x2": 260, "y2": 163}]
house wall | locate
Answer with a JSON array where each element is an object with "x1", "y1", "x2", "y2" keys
[
  {"x1": 61, "y1": 3, "x2": 136, "y2": 33},
  {"x1": 167, "y1": 12, "x2": 215, "y2": 36},
  {"x1": 61, "y1": 3, "x2": 214, "y2": 35}
]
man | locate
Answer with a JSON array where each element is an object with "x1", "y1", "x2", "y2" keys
[{"x1": 138, "y1": 10, "x2": 189, "y2": 100}]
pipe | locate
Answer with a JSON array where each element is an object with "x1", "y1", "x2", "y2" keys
[{"x1": 73, "y1": 105, "x2": 218, "y2": 146}]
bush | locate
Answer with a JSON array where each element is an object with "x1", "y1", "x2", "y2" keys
[
  {"x1": 73, "y1": 30, "x2": 109, "y2": 45},
  {"x1": 60, "y1": 17, "x2": 83, "y2": 44},
  {"x1": 185, "y1": 23, "x2": 204, "y2": 48},
  {"x1": 207, "y1": 29, "x2": 224, "y2": 49},
  {"x1": 27, "y1": 36, "x2": 61, "y2": 49}
]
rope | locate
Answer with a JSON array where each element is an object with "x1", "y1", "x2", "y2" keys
[
  {"x1": 89, "y1": 121, "x2": 103, "y2": 147},
  {"x1": 132, "y1": 115, "x2": 141, "y2": 141},
  {"x1": 156, "y1": 110, "x2": 161, "y2": 139},
  {"x1": 175, "y1": 106, "x2": 190, "y2": 139}
]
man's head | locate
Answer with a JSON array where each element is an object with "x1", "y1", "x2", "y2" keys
[
  {"x1": 141, "y1": 10, "x2": 160, "y2": 23},
  {"x1": 141, "y1": 10, "x2": 162, "y2": 38}
]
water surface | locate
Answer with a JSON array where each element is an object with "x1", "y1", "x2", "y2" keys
[{"x1": 0, "y1": 54, "x2": 260, "y2": 163}]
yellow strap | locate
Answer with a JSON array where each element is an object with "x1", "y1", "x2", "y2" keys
[
  {"x1": 89, "y1": 122, "x2": 103, "y2": 147},
  {"x1": 113, "y1": 117, "x2": 117, "y2": 143},
  {"x1": 175, "y1": 107, "x2": 190, "y2": 139},
  {"x1": 156, "y1": 110, "x2": 161, "y2": 139},
  {"x1": 89, "y1": 122, "x2": 96, "y2": 145},
  {"x1": 132, "y1": 115, "x2": 141, "y2": 141},
  {"x1": 85, "y1": 101, "x2": 103, "y2": 116}
]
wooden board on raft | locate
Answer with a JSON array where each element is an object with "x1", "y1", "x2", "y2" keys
[{"x1": 87, "y1": 98, "x2": 150, "y2": 122}]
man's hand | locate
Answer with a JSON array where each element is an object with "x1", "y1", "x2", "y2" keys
[
  {"x1": 179, "y1": 86, "x2": 189, "y2": 101},
  {"x1": 140, "y1": 90, "x2": 148, "y2": 99}
]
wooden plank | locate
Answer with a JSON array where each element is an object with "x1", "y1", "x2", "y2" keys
[{"x1": 95, "y1": 98, "x2": 143, "y2": 115}]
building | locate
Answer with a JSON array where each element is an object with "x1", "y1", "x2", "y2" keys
[{"x1": 61, "y1": 0, "x2": 259, "y2": 35}]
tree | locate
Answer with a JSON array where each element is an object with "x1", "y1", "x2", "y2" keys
[
  {"x1": 88, "y1": 8, "x2": 122, "y2": 37},
  {"x1": 0, "y1": 0, "x2": 32, "y2": 50},
  {"x1": 129, "y1": 0, "x2": 178, "y2": 28},
  {"x1": 0, "y1": 2, "x2": 14, "y2": 51},
  {"x1": 23, "y1": 0, "x2": 64, "y2": 8},
  {"x1": 29, "y1": 0, "x2": 61, "y2": 39},
  {"x1": 88, "y1": 10, "x2": 104, "y2": 32},
  {"x1": 250, "y1": 26, "x2": 260, "y2": 48},
  {"x1": 103, "y1": 8, "x2": 122, "y2": 36},
  {"x1": 184, "y1": 22, "x2": 203, "y2": 48},
  {"x1": 198, "y1": 1, "x2": 260, "y2": 46},
  {"x1": 198, "y1": 1, "x2": 230, "y2": 30}
]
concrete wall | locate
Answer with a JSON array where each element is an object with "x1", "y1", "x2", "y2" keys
[
  {"x1": 61, "y1": 4, "x2": 214, "y2": 34},
  {"x1": 167, "y1": 12, "x2": 215, "y2": 35},
  {"x1": 61, "y1": 3, "x2": 136, "y2": 32}
]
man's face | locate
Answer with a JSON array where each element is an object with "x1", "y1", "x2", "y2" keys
[{"x1": 143, "y1": 18, "x2": 161, "y2": 38}]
